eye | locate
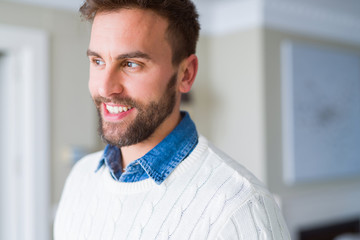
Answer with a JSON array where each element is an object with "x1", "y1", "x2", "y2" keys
[
  {"x1": 94, "y1": 59, "x2": 105, "y2": 66},
  {"x1": 90, "y1": 57, "x2": 105, "y2": 66},
  {"x1": 125, "y1": 61, "x2": 139, "y2": 68}
]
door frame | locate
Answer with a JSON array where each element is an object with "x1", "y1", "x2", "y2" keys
[{"x1": 0, "y1": 24, "x2": 49, "y2": 240}]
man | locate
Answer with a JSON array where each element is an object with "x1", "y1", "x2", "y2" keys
[{"x1": 54, "y1": 0, "x2": 290, "y2": 239}]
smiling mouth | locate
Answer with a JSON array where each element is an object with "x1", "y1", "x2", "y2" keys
[{"x1": 105, "y1": 103, "x2": 133, "y2": 114}]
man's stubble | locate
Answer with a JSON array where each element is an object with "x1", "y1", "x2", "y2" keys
[{"x1": 95, "y1": 73, "x2": 177, "y2": 147}]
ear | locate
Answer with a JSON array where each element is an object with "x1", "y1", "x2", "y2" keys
[{"x1": 178, "y1": 54, "x2": 198, "y2": 93}]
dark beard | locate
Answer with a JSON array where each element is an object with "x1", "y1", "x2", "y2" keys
[{"x1": 95, "y1": 73, "x2": 177, "y2": 147}]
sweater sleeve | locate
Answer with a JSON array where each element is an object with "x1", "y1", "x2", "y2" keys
[{"x1": 216, "y1": 193, "x2": 291, "y2": 240}]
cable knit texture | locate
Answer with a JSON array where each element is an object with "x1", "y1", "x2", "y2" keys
[{"x1": 54, "y1": 136, "x2": 290, "y2": 239}]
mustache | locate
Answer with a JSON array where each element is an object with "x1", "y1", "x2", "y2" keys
[{"x1": 94, "y1": 96, "x2": 139, "y2": 108}]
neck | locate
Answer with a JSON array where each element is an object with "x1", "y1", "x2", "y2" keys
[{"x1": 120, "y1": 110, "x2": 182, "y2": 169}]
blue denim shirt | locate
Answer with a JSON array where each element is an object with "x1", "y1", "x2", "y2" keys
[{"x1": 95, "y1": 112, "x2": 198, "y2": 185}]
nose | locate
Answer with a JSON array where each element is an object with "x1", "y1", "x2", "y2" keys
[{"x1": 98, "y1": 68, "x2": 124, "y2": 98}]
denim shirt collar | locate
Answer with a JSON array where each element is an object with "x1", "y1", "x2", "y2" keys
[{"x1": 95, "y1": 112, "x2": 198, "y2": 185}]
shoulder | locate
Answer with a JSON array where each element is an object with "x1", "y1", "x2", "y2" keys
[
  {"x1": 73, "y1": 150, "x2": 103, "y2": 172},
  {"x1": 54, "y1": 150, "x2": 104, "y2": 234},
  {"x1": 57, "y1": 151, "x2": 104, "y2": 206},
  {"x1": 195, "y1": 136, "x2": 290, "y2": 239},
  {"x1": 197, "y1": 135, "x2": 268, "y2": 196},
  {"x1": 64, "y1": 150, "x2": 104, "y2": 184}
]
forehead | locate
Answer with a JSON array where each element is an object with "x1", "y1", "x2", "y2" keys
[{"x1": 90, "y1": 8, "x2": 170, "y2": 56}]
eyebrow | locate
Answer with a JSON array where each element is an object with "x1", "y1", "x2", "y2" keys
[{"x1": 86, "y1": 49, "x2": 151, "y2": 61}]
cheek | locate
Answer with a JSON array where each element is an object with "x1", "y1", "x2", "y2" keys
[
  {"x1": 134, "y1": 83, "x2": 162, "y2": 102},
  {"x1": 141, "y1": 71, "x2": 175, "y2": 97},
  {"x1": 88, "y1": 66, "x2": 101, "y2": 95}
]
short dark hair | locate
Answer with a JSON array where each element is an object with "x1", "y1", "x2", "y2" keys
[{"x1": 80, "y1": 0, "x2": 200, "y2": 65}]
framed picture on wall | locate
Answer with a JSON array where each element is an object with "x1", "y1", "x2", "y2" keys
[{"x1": 281, "y1": 41, "x2": 360, "y2": 185}]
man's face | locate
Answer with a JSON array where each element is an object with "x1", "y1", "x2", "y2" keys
[{"x1": 88, "y1": 8, "x2": 179, "y2": 147}]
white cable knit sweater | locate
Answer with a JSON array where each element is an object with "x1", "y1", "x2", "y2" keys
[{"x1": 54, "y1": 136, "x2": 290, "y2": 239}]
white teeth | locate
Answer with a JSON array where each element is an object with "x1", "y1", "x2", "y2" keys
[{"x1": 106, "y1": 104, "x2": 132, "y2": 114}]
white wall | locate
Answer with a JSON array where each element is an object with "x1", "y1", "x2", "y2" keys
[
  {"x1": 0, "y1": 1, "x2": 99, "y2": 213},
  {"x1": 194, "y1": 29, "x2": 267, "y2": 182}
]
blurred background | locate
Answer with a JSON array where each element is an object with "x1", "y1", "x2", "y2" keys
[{"x1": 1, "y1": 0, "x2": 360, "y2": 239}]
